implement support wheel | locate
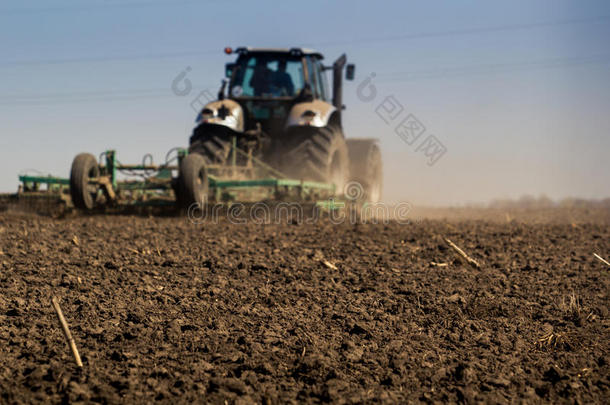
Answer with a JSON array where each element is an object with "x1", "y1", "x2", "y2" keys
[
  {"x1": 178, "y1": 153, "x2": 209, "y2": 208},
  {"x1": 70, "y1": 153, "x2": 100, "y2": 210}
]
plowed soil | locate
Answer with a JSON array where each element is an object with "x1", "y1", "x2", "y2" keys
[{"x1": 0, "y1": 208, "x2": 608, "y2": 403}]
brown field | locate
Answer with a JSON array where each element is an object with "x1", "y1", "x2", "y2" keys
[{"x1": 0, "y1": 207, "x2": 608, "y2": 403}]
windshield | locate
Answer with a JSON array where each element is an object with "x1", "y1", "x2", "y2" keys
[{"x1": 230, "y1": 54, "x2": 304, "y2": 98}]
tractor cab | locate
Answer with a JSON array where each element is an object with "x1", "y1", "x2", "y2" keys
[
  {"x1": 226, "y1": 48, "x2": 333, "y2": 99},
  {"x1": 223, "y1": 47, "x2": 332, "y2": 135},
  {"x1": 227, "y1": 51, "x2": 304, "y2": 98}
]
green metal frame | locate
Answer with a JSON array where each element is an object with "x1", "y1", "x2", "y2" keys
[
  {"x1": 17, "y1": 145, "x2": 340, "y2": 208},
  {"x1": 210, "y1": 178, "x2": 332, "y2": 190},
  {"x1": 19, "y1": 175, "x2": 69, "y2": 186}
]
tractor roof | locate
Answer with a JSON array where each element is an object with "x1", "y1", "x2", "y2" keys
[{"x1": 234, "y1": 47, "x2": 323, "y2": 59}]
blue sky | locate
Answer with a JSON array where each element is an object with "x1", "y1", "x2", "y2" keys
[{"x1": 1, "y1": 0, "x2": 609, "y2": 205}]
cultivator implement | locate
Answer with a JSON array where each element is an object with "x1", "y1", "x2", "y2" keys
[{"x1": 5, "y1": 143, "x2": 340, "y2": 216}]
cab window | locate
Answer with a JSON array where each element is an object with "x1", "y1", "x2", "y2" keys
[
  {"x1": 305, "y1": 57, "x2": 319, "y2": 98},
  {"x1": 315, "y1": 60, "x2": 330, "y2": 101},
  {"x1": 307, "y1": 57, "x2": 329, "y2": 101},
  {"x1": 230, "y1": 54, "x2": 304, "y2": 98}
]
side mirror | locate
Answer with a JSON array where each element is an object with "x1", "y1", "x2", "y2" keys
[
  {"x1": 346, "y1": 64, "x2": 355, "y2": 81},
  {"x1": 225, "y1": 63, "x2": 236, "y2": 78},
  {"x1": 218, "y1": 78, "x2": 228, "y2": 100}
]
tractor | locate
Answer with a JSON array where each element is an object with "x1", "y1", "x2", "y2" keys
[{"x1": 179, "y1": 46, "x2": 382, "y2": 207}]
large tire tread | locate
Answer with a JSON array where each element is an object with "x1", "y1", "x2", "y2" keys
[
  {"x1": 178, "y1": 153, "x2": 209, "y2": 208},
  {"x1": 279, "y1": 126, "x2": 349, "y2": 193},
  {"x1": 70, "y1": 153, "x2": 99, "y2": 210}
]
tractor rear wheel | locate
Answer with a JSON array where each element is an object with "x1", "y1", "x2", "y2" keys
[
  {"x1": 70, "y1": 153, "x2": 100, "y2": 210},
  {"x1": 279, "y1": 126, "x2": 349, "y2": 195},
  {"x1": 346, "y1": 139, "x2": 383, "y2": 203},
  {"x1": 178, "y1": 153, "x2": 208, "y2": 208}
]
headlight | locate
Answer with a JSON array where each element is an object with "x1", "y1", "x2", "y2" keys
[
  {"x1": 200, "y1": 108, "x2": 214, "y2": 120},
  {"x1": 301, "y1": 110, "x2": 317, "y2": 125}
]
